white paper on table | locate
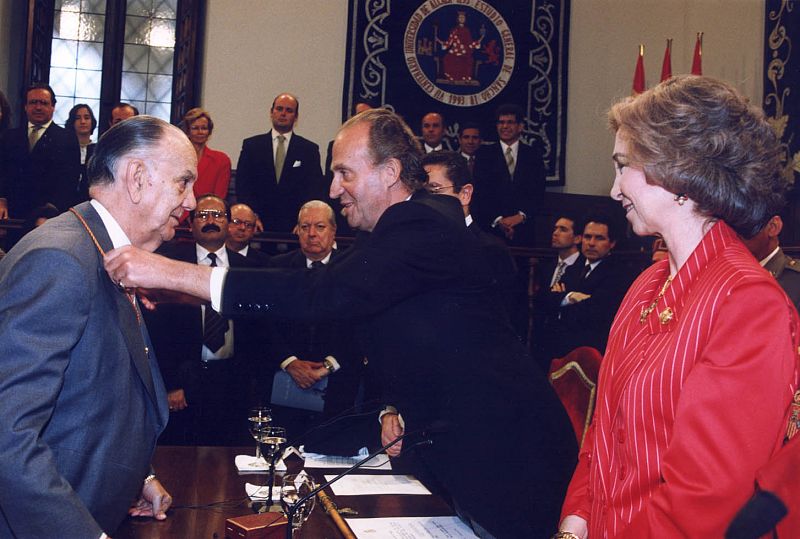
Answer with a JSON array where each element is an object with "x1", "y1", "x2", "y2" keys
[
  {"x1": 303, "y1": 453, "x2": 391, "y2": 470},
  {"x1": 324, "y1": 475, "x2": 431, "y2": 496},
  {"x1": 344, "y1": 516, "x2": 479, "y2": 538},
  {"x1": 234, "y1": 454, "x2": 287, "y2": 473},
  {"x1": 245, "y1": 482, "x2": 278, "y2": 500}
]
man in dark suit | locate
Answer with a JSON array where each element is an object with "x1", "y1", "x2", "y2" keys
[
  {"x1": 235, "y1": 92, "x2": 325, "y2": 234},
  {"x1": 267, "y1": 200, "x2": 367, "y2": 439},
  {"x1": 473, "y1": 103, "x2": 546, "y2": 246},
  {"x1": 420, "y1": 111, "x2": 445, "y2": 153},
  {"x1": 0, "y1": 117, "x2": 193, "y2": 536},
  {"x1": 421, "y1": 150, "x2": 520, "y2": 334},
  {"x1": 105, "y1": 109, "x2": 577, "y2": 538},
  {"x1": 531, "y1": 213, "x2": 585, "y2": 368},
  {"x1": 541, "y1": 214, "x2": 634, "y2": 360},
  {"x1": 226, "y1": 202, "x2": 271, "y2": 266},
  {"x1": 146, "y1": 194, "x2": 260, "y2": 446},
  {"x1": 0, "y1": 83, "x2": 81, "y2": 222}
]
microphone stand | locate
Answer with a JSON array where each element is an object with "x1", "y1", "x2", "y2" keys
[{"x1": 283, "y1": 432, "x2": 413, "y2": 539}]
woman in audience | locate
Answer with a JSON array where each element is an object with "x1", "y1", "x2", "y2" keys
[
  {"x1": 180, "y1": 107, "x2": 231, "y2": 201},
  {"x1": 0, "y1": 90, "x2": 11, "y2": 132},
  {"x1": 67, "y1": 103, "x2": 97, "y2": 203},
  {"x1": 556, "y1": 75, "x2": 798, "y2": 538}
]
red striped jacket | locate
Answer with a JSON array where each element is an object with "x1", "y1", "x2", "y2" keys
[{"x1": 562, "y1": 220, "x2": 800, "y2": 537}]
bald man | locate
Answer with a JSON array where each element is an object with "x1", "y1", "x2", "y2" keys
[{"x1": 235, "y1": 92, "x2": 325, "y2": 234}]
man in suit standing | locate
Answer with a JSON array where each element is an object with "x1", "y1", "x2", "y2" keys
[
  {"x1": 457, "y1": 122, "x2": 481, "y2": 178},
  {"x1": 226, "y1": 203, "x2": 271, "y2": 266},
  {"x1": 105, "y1": 109, "x2": 577, "y2": 538},
  {"x1": 742, "y1": 214, "x2": 800, "y2": 312},
  {"x1": 235, "y1": 93, "x2": 325, "y2": 234},
  {"x1": 0, "y1": 83, "x2": 81, "y2": 222},
  {"x1": 146, "y1": 194, "x2": 260, "y2": 445},
  {"x1": 473, "y1": 103, "x2": 546, "y2": 246},
  {"x1": 420, "y1": 111, "x2": 445, "y2": 153},
  {"x1": 0, "y1": 116, "x2": 193, "y2": 536},
  {"x1": 267, "y1": 200, "x2": 367, "y2": 438},
  {"x1": 542, "y1": 214, "x2": 634, "y2": 359}
]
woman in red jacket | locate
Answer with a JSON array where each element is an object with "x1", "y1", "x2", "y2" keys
[
  {"x1": 556, "y1": 75, "x2": 799, "y2": 538},
  {"x1": 180, "y1": 107, "x2": 231, "y2": 201}
]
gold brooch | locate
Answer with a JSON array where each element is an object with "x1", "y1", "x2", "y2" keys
[{"x1": 659, "y1": 307, "x2": 674, "y2": 325}]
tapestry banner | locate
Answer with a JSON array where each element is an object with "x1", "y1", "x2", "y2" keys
[{"x1": 342, "y1": 0, "x2": 570, "y2": 185}]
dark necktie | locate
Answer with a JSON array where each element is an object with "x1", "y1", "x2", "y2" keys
[
  {"x1": 467, "y1": 156, "x2": 475, "y2": 178},
  {"x1": 310, "y1": 260, "x2": 324, "y2": 269},
  {"x1": 203, "y1": 253, "x2": 227, "y2": 352},
  {"x1": 580, "y1": 263, "x2": 592, "y2": 281}
]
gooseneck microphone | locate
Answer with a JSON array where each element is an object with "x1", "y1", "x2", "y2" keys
[{"x1": 283, "y1": 430, "x2": 429, "y2": 539}]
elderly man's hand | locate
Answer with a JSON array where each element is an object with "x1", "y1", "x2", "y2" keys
[
  {"x1": 381, "y1": 413, "x2": 404, "y2": 457},
  {"x1": 129, "y1": 478, "x2": 172, "y2": 520},
  {"x1": 286, "y1": 360, "x2": 327, "y2": 389},
  {"x1": 0, "y1": 199, "x2": 8, "y2": 220}
]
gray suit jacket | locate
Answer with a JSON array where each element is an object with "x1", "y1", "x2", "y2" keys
[{"x1": 0, "y1": 201, "x2": 168, "y2": 537}]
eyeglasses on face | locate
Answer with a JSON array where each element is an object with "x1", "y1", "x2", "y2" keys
[
  {"x1": 231, "y1": 218, "x2": 255, "y2": 229},
  {"x1": 194, "y1": 210, "x2": 226, "y2": 221},
  {"x1": 425, "y1": 183, "x2": 456, "y2": 194}
]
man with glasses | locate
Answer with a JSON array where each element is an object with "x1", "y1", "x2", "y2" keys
[
  {"x1": 473, "y1": 103, "x2": 546, "y2": 246},
  {"x1": 0, "y1": 83, "x2": 81, "y2": 224},
  {"x1": 421, "y1": 150, "x2": 522, "y2": 337},
  {"x1": 145, "y1": 194, "x2": 260, "y2": 445},
  {"x1": 226, "y1": 203, "x2": 270, "y2": 266}
]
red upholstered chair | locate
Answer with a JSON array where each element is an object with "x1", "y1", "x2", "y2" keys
[{"x1": 548, "y1": 346, "x2": 602, "y2": 448}]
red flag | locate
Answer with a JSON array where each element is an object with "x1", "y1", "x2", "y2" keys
[
  {"x1": 660, "y1": 39, "x2": 672, "y2": 82},
  {"x1": 691, "y1": 32, "x2": 703, "y2": 75},
  {"x1": 633, "y1": 44, "x2": 645, "y2": 94}
]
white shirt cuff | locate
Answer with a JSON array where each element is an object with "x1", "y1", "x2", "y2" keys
[
  {"x1": 379, "y1": 406, "x2": 405, "y2": 429},
  {"x1": 280, "y1": 356, "x2": 299, "y2": 370},
  {"x1": 210, "y1": 267, "x2": 227, "y2": 312},
  {"x1": 324, "y1": 355, "x2": 340, "y2": 373}
]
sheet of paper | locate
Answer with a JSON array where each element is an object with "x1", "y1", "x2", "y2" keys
[
  {"x1": 325, "y1": 474, "x2": 431, "y2": 496},
  {"x1": 345, "y1": 516, "x2": 478, "y2": 538},
  {"x1": 304, "y1": 453, "x2": 391, "y2": 470}
]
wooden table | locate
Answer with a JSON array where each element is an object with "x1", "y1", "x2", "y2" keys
[{"x1": 114, "y1": 446, "x2": 455, "y2": 538}]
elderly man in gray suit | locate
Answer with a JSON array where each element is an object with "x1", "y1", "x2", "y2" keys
[{"x1": 0, "y1": 116, "x2": 197, "y2": 537}]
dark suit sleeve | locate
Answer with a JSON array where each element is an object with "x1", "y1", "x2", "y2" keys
[
  {"x1": 235, "y1": 139, "x2": 259, "y2": 211},
  {"x1": 221, "y1": 203, "x2": 464, "y2": 320},
  {"x1": 298, "y1": 139, "x2": 326, "y2": 203},
  {"x1": 0, "y1": 247, "x2": 104, "y2": 537},
  {"x1": 514, "y1": 143, "x2": 546, "y2": 218}
]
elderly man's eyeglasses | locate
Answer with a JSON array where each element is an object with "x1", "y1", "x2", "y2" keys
[
  {"x1": 231, "y1": 218, "x2": 255, "y2": 229},
  {"x1": 425, "y1": 183, "x2": 456, "y2": 194},
  {"x1": 194, "y1": 210, "x2": 226, "y2": 221}
]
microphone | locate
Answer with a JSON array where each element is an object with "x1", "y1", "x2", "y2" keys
[{"x1": 282, "y1": 430, "x2": 428, "y2": 539}]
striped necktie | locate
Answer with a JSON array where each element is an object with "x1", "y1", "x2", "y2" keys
[{"x1": 203, "y1": 253, "x2": 227, "y2": 352}]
